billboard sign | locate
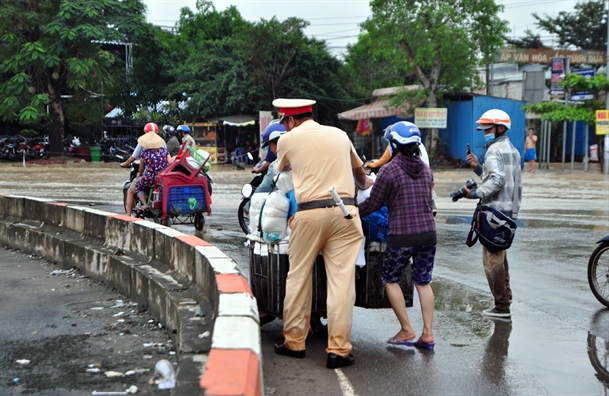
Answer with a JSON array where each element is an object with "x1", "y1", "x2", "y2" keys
[
  {"x1": 596, "y1": 110, "x2": 609, "y2": 135},
  {"x1": 414, "y1": 108, "x2": 447, "y2": 129},
  {"x1": 571, "y1": 68, "x2": 596, "y2": 101},
  {"x1": 550, "y1": 57, "x2": 567, "y2": 99},
  {"x1": 496, "y1": 49, "x2": 606, "y2": 65}
]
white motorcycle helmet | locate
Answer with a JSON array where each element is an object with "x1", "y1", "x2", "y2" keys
[{"x1": 476, "y1": 109, "x2": 511, "y2": 130}]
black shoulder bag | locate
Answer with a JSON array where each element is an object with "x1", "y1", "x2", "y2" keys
[{"x1": 466, "y1": 203, "x2": 517, "y2": 253}]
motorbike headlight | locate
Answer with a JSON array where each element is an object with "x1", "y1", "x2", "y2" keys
[{"x1": 241, "y1": 183, "x2": 253, "y2": 199}]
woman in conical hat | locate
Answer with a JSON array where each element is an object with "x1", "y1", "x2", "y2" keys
[{"x1": 132, "y1": 132, "x2": 170, "y2": 212}]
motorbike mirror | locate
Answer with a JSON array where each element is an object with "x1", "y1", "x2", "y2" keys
[
  {"x1": 247, "y1": 152, "x2": 254, "y2": 161},
  {"x1": 241, "y1": 183, "x2": 253, "y2": 199}
]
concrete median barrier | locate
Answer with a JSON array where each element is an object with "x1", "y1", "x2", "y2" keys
[{"x1": 0, "y1": 194, "x2": 263, "y2": 396}]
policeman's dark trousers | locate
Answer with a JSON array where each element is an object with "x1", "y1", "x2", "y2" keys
[
  {"x1": 482, "y1": 247, "x2": 512, "y2": 312},
  {"x1": 283, "y1": 205, "x2": 363, "y2": 357}
]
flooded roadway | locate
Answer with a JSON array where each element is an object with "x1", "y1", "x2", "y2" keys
[{"x1": 2, "y1": 161, "x2": 609, "y2": 395}]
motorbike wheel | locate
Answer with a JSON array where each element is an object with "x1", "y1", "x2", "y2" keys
[
  {"x1": 238, "y1": 198, "x2": 250, "y2": 235},
  {"x1": 123, "y1": 184, "x2": 130, "y2": 213},
  {"x1": 259, "y1": 314, "x2": 276, "y2": 326},
  {"x1": 194, "y1": 214, "x2": 205, "y2": 231},
  {"x1": 588, "y1": 242, "x2": 609, "y2": 308},
  {"x1": 310, "y1": 312, "x2": 328, "y2": 336}
]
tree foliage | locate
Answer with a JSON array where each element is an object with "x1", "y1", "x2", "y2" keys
[
  {"x1": 523, "y1": 74, "x2": 609, "y2": 123},
  {"x1": 166, "y1": 3, "x2": 347, "y2": 124},
  {"x1": 342, "y1": 32, "x2": 408, "y2": 100},
  {"x1": 359, "y1": 0, "x2": 508, "y2": 150},
  {"x1": 506, "y1": 29, "x2": 547, "y2": 49},
  {"x1": 0, "y1": 0, "x2": 152, "y2": 153},
  {"x1": 533, "y1": 0, "x2": 608, "y2": 50}
]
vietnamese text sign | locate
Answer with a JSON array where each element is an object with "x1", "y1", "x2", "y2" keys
[
  {"x1": 597, "y1": 111, "x2": 609, "y2": 135},
  {"x1": 414, "y1": 108, "x2": 447, "y2": 129},
  {"x1": 495, "y1": 49, "x2": 606, "y2": 65},
  {"x1": 550, "y1": 57, "x2": 567, "y2": 99}
]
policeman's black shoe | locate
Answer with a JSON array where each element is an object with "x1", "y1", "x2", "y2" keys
[
  {"x1": 326, "y1": 353, "x2": 355, "y2": 369},
  {"x1": 274, "y1": 343, "x2": 305, "y2": 358}
]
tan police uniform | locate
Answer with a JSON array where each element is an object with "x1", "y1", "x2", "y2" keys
[{"x1": 276, "y1": 117, "x2": 364, "y2": 358}]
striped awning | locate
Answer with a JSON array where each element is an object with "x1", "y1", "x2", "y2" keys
[{"x1": 337, "y1": 99, "x2": 413, "y2": 120}]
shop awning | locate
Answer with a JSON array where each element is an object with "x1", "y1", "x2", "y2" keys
[
  {"x1": 208, "y1": 114, "x2": 257, "y2": 126},
  {"x1": 337, "y1": 99, "x2": 413, "y2": 121}
]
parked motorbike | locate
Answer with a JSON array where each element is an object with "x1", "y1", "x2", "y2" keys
[
  {"x1": 31, "y1": 137, "x2": 50, "y2": 159},
  {"x1": 97, "y1": 138, "x2": 123, "y2": 162},
  {"x1": 588, "y1": 235, "x2": 609, "y2": 307},
  {"x1": 238, "y1": 158, "x2": 267, "y2": 234},
  {"x1": 64, "y1": 135, "x2": 81, "y2": 155}
]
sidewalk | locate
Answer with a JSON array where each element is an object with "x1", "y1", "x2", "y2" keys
[{"x1": 0, "y1": 247, "x2": 173, "y2": 395}]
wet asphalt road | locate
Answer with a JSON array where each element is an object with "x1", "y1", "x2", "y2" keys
[{"x1": 2, "y1": 161, "x2": 609, "y2": 395}]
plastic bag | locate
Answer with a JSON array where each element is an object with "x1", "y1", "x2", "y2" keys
[
  {"x1": 260, "y1": 191, "x2": 290, "y2": 243},
  {"x1": 275, "y1": 171, "x2": 294, "y2": 194},
  {"x1": 249, "y1": 192, "x2": 270, "y2": 233}
]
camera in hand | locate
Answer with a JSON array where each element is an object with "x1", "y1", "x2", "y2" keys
[{"x1": 450, "y1": 179, "x2": 477, "y2": 202}]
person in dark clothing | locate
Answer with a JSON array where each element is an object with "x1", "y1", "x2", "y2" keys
[
  {"x1": 163, "y1": 125, "x2": 180, "y2": 157},
  {"x1": 358, "y1": 121, "x2": 437, "y2": 350}
]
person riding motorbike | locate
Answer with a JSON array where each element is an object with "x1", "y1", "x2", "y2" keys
[
  {"x1": 120, "y1": 123, "x2": 168, "y2": 168},
  {"x1": 252, "y1": 120, "x2": 285, "y2": 175},
  {"x1": 129, "y1": 132, "x2": 170, "y2": 214},
  {"x1": 256, "y1": 128, "x2": 286, "y2": 193},
  {"x1": 177, "y1": 125, "x2": 196, "y2": 148},
  {"x1": 123, "y1": 123, "x2": 170, "y2": 215},
  {"x1": 163, "y1": 125, "x2": 180, "y2": 157}
]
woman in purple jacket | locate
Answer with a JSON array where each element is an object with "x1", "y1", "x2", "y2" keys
[{"x1": 358, "y1": 121, "x2": 437, "y2": 350}]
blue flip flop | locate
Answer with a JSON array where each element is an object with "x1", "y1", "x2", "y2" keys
[
  {"x1": 404, "y1": 339, "x2": 435, "y2": 350},
  {"x1": 386, "y1": 336, "x2": 416, "y2": 346}
]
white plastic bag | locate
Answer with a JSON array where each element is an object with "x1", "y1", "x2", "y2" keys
[
  {"x1": 275, "y1": 171, "x2": 294, "y2": 194},
  {"x1": 249, "y1": 192, "x2": 270, "y2": 233},
  {"x1": 260, "y1": 191, "x2": 290, "y2": 243}
]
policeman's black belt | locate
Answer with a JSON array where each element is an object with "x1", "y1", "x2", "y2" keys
[{"x1": 297, "y1": 198, "x2": 356, "y2": 212}]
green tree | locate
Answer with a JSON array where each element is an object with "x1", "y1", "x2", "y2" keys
[
  {"x1": 533, "y1": 0, "x2": 607, "y2": 50},
  {"x1": 110, "y1": 25, "x2": 177, "y2": 120},
  {"x1": 342, "y1": 32, "x2": 408, "y2": 100},
  {"x1": 360, "y1": 0, "x2": 508, "y2": 151},
  {"x1": 506, "y1": 29, "x2": 546, "y2": 49},
  {"x1": 164, "y1": 1, "x2": 254, "y2": 120},
  {"x1": 167, "y1": 3, "x2": 347, "y2": 124},
  {"x1": 524, "y1": 74, "x2": 609, "y2": 124},
  {"x1": 0, "y1": 0, "x2": 150, "y2": 154}
]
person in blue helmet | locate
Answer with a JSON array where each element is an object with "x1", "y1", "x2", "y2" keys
[
  {"x1": 253, "y1": 120, "x2": 285, "y2": 175},
  {"x1": 177, "y1": 124, "x2": 195, "y2": 148},
  {"x1": 358, "y1": 121, "x2": 437, "y2": 350},
  {"x1": 255, "y1": 127, "x2": 286, "y2": 193}
]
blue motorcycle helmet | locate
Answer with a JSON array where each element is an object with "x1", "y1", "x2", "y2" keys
[
  {"x1": 384, "y1": 121, "x2": 421, "y2": 156},
  {"x1": 261, "y1": 120, "x2": 286, "y2": 148},
  {"x1": 163, "y1": 125, "x2": 176, "y2": 135},
  {"x1": 177, "y1": 124, "x2": 191, "y2": 134}
]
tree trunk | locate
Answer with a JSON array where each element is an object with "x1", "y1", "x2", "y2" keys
[
  {"x1": 426, "y1": 92, "x2": 438, "y2": 153},
  {"x1": 47, "y1": 79, "x2": 65, "y2": 156}
]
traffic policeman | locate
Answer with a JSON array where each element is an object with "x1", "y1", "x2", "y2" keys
[{"x1": 273, "y1": 98, "x2": 372, "y2": 369}]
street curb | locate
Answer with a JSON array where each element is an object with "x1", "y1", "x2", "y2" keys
[{"x1": 0, "y1": 194, "x2": 263, "y2": 396}]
